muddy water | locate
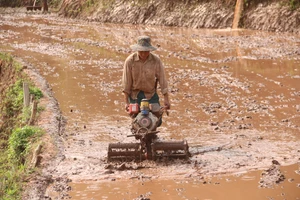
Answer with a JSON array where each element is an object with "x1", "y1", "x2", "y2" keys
[
  {"x1": 69, "y1": 164, "x2": 300, "y2": 200},
  {"x1": 0, "y1": 9, "x2": 300, "y2": 200}
]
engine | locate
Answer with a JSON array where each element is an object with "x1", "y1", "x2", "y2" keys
[
  {"x1": 129, "y1": 99, "x2": 161, "y2": 133},
  {"x1": 133, "y1": 112, "x2": 158, "y2": 131}
]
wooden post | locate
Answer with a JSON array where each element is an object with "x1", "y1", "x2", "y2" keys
[
  {"x1": 232, "y1": 0, "x2": 244, "y2": 29},
  {"x1": 30, "y1": 94, "x2": 34, "y2": 104},
  {"x1": 29, "y1": 100, "x2": 38, "y2": 125},
  {"x1": 23, "y1": 82, "x2": 30, "y2": 107},
  {"x1": 43, "y1": 0, "x2": 48, "y2": 12},
  {"x1": 30, "y1": 144, "x2": 42, "y2": 168}
]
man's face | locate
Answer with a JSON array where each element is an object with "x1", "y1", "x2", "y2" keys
[{"x1": 138, "y1": 51, "x2": 150, "y2": 61}]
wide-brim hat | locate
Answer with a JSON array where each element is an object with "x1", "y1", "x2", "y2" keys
[{"x1": 130, "y1": 36, "x2": 157, "y2": 51}]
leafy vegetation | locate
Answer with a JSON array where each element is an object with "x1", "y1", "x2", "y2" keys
[
  {"x1": 8, "y1": 126, "x2": 43, "y2": 164},
  {"x1": 1, "y1": 79, "x2": 44, "y2": 135},
  {"x1": 0, "y1": 126, "x2": 43, "y2": 200},
  {"x1": 49, "y1": 0, "x2": 62, "y2": 8},
  {"x1": 286, "y1": 0, "x2": 300, "y2": 10},
  {"x1": 0, "y1": 53, "x2": 22, "y2": 72},
  {"x1": 0, "y1": 53, "x2": 44, "y2": 200}
]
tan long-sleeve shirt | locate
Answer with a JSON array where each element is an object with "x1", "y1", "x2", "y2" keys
[{"x1": 122, "y1": 52, "x2": 168, "y2": 100}]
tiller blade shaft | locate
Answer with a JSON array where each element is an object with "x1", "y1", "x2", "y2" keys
[
  {"x1": 151, "y1": 140, "x2": 189, "y2": 160},
  {"x1": 107, "y1": 143, "x2": 142, "y2": 161}
]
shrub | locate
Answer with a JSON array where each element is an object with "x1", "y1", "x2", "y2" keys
[{"x1": 8, "y1": 126, "x2": 43, "y2": 164}]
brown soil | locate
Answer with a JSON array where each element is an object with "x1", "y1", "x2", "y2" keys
[
  {"x1": 59, "y1": 0, "x2": 300, "y2": 34},
  {"x1": 0, "y1": 7, "x2": 299, "y2": 200},
  {"x1": 0, "y1": 58, "x2": 20, "y2": 133},
  {"x1": 20, "y1": 60, "x2": 66, "y2": 200},
  {"x1": 0, "y1": 60, "x2": 17, "y2": 104}
]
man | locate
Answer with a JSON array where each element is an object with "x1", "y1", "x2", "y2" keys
[{"x1": 122, "y1": 36, "x2": 170, "y2": 122}]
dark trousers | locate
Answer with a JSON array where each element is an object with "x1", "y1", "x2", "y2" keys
[{"x1": 129, "y1": 91, "x2": 160, "y2": 105}]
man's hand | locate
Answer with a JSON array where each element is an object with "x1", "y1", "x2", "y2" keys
[
  {"x1": 163, "y1": 93, "x2": 170, "y2": 110},
  {"x1": 125, "y1": 103, "x2": 129, "y2": 112},
  {"x1": 123, "y1": 92, "x2": 130, "y2": 112}
]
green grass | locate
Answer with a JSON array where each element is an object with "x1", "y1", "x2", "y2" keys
[
  {"x1": 0, "y1": 53, "x2": 23, "y2": 72},
  {"x1": 1, "y1": 79, "x2": 43, "y2": 129},
  {"x1": 287, "y1": 0, "x2": 300, "y2": 10},
  {"x1": 0, "y1": 126, "x2": 44, "y2": 200},
  {"x1": 8, "y1": 126, "x2": 44, "y2": 165},
  {"x1": 0, "y1": 53, "x2": 44, "y2": 200}
]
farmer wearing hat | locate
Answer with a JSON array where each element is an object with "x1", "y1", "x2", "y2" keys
[{"x1": 122, "y1": 36, "x2": 170, "y2": 123}]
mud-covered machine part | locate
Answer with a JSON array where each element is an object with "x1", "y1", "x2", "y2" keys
[
  {"x1": 108, "y1": 143, "x2": 142, "y2": 160},
  {"x1": 107, "y1": 99, "x2": 189, "y2": 161},
  {"x1": 107, "y1": 133, "x2": 189, "y2": 161}
]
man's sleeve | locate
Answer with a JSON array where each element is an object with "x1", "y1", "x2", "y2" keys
[
  {"x1": 122, "y1": 58, "x2": 132, "y2": 95},
  {"x1": 157, "y1": 59, "x2": 168, "y2": 95}
]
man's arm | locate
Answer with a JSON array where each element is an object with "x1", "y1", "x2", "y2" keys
[
  {"x1": 122, "y1": 55, "x2": 133, "y2": 112},
  {"x1": 123, "y1": 92, "x2": 130, "y2": 112},
  {"x1": 156, "y1": 58, "x2": 170, "y2": 109}
]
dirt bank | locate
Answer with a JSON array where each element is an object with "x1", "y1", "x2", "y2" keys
[
  {"x1": 0, "y1": 57, "x2": 19, "y2": 135},
  {"x1": 58, "y1": 0, "x2": 300, "y2": 33},
  {"x1": 0, "y1": 53, "x2": 64, "y2": 199},
  {"x1": 0, "y1": 59, "x2": 17, "y2": 105},
  {"x1": 17, "y1": 59, "x2": 66, "y2": 200}
]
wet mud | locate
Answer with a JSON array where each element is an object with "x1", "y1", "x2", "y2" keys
[{"x1": 0, "y1": 8, "x2": 300, "y2": 199}]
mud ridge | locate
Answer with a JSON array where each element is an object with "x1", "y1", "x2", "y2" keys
[
  {"x1": 17, "y1": 58, "x2": 67, "y2": 200},
  {"x1": 259, "y1": 160, "x2": 286, "y2": 188}
]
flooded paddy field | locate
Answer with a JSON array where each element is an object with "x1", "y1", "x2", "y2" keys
[{"x1": 0, "y1": 9, "x2": 299, "y2": 199}]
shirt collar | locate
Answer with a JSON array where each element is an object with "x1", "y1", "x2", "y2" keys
[{"x1": 133, "y1": 52, "x2": 153, "y2": 62}]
